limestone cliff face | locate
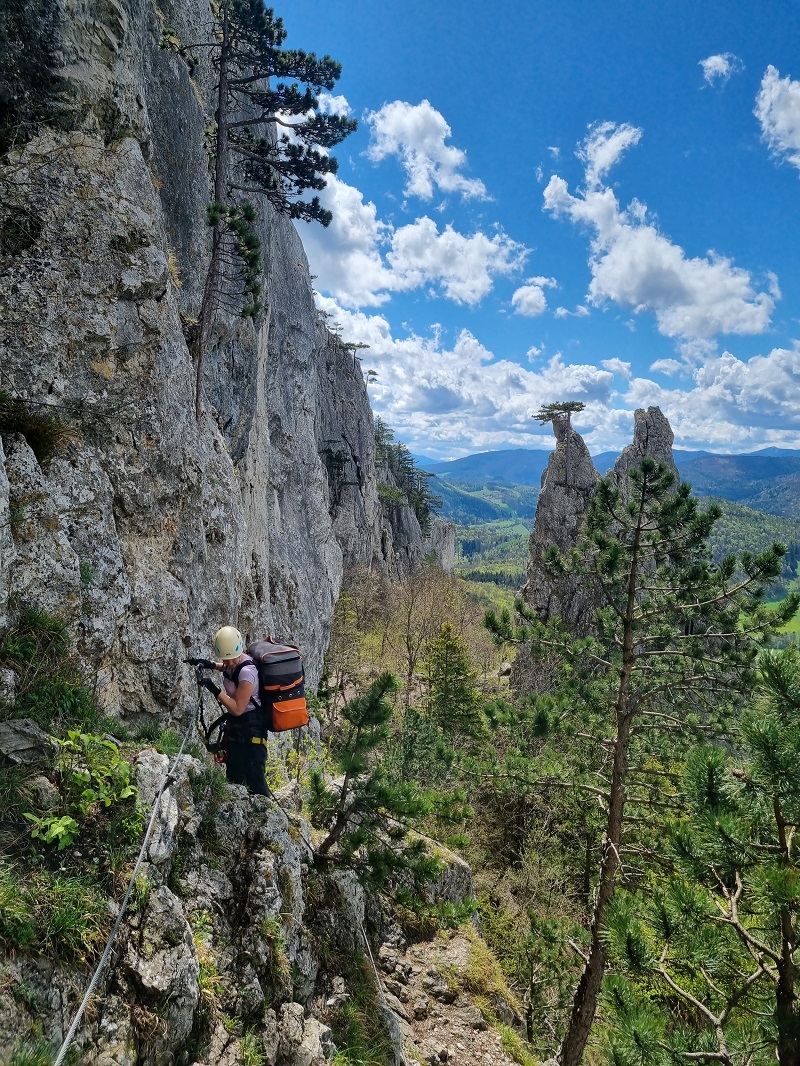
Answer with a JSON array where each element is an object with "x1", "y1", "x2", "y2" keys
[
  {"x1": 513, "y1": 407, "x2": 679, "y2": 695},
  {"x1": 313, "y1": 337, "x2": 455, "y2": 576},
  {"x1": 519, "y1": 415, "x2": 600, "y2": 636},
  {"x1": 0, "y1": 5, "x2": 490, "y2": 1065},
  {"x1": 605, "y1": 406, "x2": 679, "y2": 492},
  {"x1": 0, "y1": 0, "x2": 430, "y2": 727}
]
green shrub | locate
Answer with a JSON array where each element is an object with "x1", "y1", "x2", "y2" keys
[
  {"x1": 376, "y1": 482, "x2": 407, "y2": 505},
  {"x1": 18, "y1": 731, "x2": 142, "y2": 863},
  {"x1": 0, "y1": 606, "x2": 68, "y2": 663},
  {"x1": 499, "y1": 1024, "x2": 538, "y2": 1066},
  {"x1": 1, "y1": 605, "x2": 100, "y2": 733},
  {"x1": 5, "y1": 1037, "x2": 57, "y2": 1066},
  {"x1": 13, "y1": 672, "x2": 99, "y2": 732}
]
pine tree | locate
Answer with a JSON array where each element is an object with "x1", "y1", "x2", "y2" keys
[
  {"x1": 607, "y1": 644, "x2": 800, "y2": 1065},
  {"x1": 486, "y1": 459, "x2": 798, "y2": 1065},
  {"x1": 422, "y1": 622, "x2": 483, "y2": 738},
  {"x1": 164, "y1": 1, "x2": 356, "y2": 415},
  {"x1": 308, "y1": 673, "x2": 460, "y2": 893}
]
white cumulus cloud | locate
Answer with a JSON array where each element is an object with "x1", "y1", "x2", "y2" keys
[
  {"x1": 300, "y1": 175, "x2": 526, "y2": 308},
  {"x1": 699, "y1": 53, "x2": 744, "y2": 86},
  {"x1": 387, "y1": 218, "x2": 527, "y2": 304},
  {"x1": 313, "y1": 297, "x2": 616, "y2": 455},
  {"x1": 625, "y1": 345, "x2": 800, "y2": 448},
  {"x1": 543, "y1": 123, "x2": 776, "y2": 339},
  {"x1": 365, "y1": 99, "x2": 488, "y2": 201},
  {"x1": 602, "y1": 358, "x2": 632, "y2": 378},
  {"x1": 650, "y1": 358, "x2": 685, "y2": 375},
  {"x1": 512, "y1": 276, "x2": 558, "y2": 317},
  {"x1": 300, "y1": 174, "x2": 394, "y2": 308},
  {"x1": 579, "y1": 121, "x2": 643, "y2": 188},
  {"x1": 317, "y1": 92, "x2": 352, "y2": 115},
  {"x1": 554, "y1": 304, "x2": 591, "y2": 319},
  {"x1": 316, "y1": 300, "x2": 800, "y2": 456},
  {"x1": 755, "y1": 65, "x2": 800, "y2": 172}
]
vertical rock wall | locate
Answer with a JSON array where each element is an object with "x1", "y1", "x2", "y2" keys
[
  {"x1": 519, "y1": 415, "x2": 600, "y2": 636},
  {"x1": 513, "y1": 407, "x2": 679, "y2": 696},
  {"x1": 0, "y1": 0, "x2": 432, "y2": 727}
]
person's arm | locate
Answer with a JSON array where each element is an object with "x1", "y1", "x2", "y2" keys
[{"x1": 217, "y1": 679, "x2": 255, "y2": 717}]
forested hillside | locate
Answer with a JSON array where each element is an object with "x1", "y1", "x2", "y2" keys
[
  {"x1": 449, "y1": 498, "x2": 800, "y2": 607},
  {"x1": 321, "y1": 449, "x2": 800, "y2": 1066},
  {"x1": 428, "y1": 448, "x2": 800, "y2": 523}
]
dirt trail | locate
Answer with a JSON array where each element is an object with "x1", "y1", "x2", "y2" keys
[{"x1": 375, "y1": 930, "x2": 530, "y2": 1066}]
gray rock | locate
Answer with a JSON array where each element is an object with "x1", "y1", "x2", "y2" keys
[
  {"x1": 428, "y1": 847, "x2": 474, "y2": 906},
  {"x1": 123, "y1": 885, "x2": 199, "y2": 1053},
  {"x1": 514, "y1": 407, "x2": 679, "y2": 699},
  {"x1": 133, "y1": 749, "x2": 180, "y2": 871},
  {"x1": 0, "y1": 719, "x2": 57, "y2": 765},
  {"x1": 518, "y1": 417, "x2": 599, "y2": 642},
  {"x1": 413, "y1": 997, "x2": 429, "y2": 1019},
  {"x1": 27, "y1": 774, "x2": 61, "y2": 810},
  {"x1": 608, "y1": 406, "x2": 679, "y2": 492}
]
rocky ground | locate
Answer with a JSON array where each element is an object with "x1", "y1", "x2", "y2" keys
[{"x1": 375, "y1": 930, "x2": 528, "y2": 1066}]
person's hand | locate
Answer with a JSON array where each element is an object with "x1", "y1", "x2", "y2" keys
[
  {"x1": 201, "y1": 677, "x2": 222, "y2": 699},
  {"x1": 186, "y1": 657, "x2": 217, "y2": 669}
]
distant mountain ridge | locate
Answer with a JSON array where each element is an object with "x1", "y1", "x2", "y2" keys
[{"x1": 420, "y1": 447, "x2": 800, "y2": 521}]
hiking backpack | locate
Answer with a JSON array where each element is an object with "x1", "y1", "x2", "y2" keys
[{"x1": 243, "y1": 636, "x2": 309, "y2": 732}]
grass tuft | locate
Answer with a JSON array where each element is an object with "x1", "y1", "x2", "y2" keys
[
  {"x1": 0, "y1": 605, "x2": 100, "y2": 734},
  {"x1": 0, "y1": 860, "x2": 108, "y2": 959},
  {"x1": 324, "y1": 954, "x2": 395, "y2": 1066},
  {"x1": 4, "y1": 1037, "x2": 57, "y2": 1066},
  {"x1": 0, "y1": 390, "x2": 75, "y2": 465}
]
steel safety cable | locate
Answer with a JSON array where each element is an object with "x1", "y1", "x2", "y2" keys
[{"x1": 52, "y1": 701, "x2": 198, "y2": 1066}]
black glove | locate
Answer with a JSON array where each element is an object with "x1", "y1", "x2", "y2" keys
[
  {"x1": 187, "y1": 657, "x2": 217, "y2": 669},
  {"x1": 200, "y1": 677, "x2": 222, "y2": 699}
]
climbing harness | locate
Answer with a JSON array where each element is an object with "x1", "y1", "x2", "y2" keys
[{"x1": 192, "y1": 660, "x2": 230, "y2": 761}]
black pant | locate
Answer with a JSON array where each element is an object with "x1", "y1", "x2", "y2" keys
[{"x1": 225, "y1": 738, "x2": 272, "y2": 796}]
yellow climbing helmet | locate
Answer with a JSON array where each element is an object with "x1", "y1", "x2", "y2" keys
[{"x1": 214, "y1": 625, "x2": 245, "y2": 660}]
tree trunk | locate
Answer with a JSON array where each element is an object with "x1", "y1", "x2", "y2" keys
[
  {"x1": 773, "y1": 795, "x2": 800, "y2": 1065},
  {"x1": 558, "y1": 488, "x2": 645, "y2": 1066},
  {"x1": 558, "y1": 712, "x2": 631, "y2": 1066}
]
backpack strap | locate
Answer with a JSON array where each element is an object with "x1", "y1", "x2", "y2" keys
[{"x1": 226, "y1": 654, "x2": 254, "y2": 685}]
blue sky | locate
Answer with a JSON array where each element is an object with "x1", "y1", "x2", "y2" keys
[{"x1": 286, "y1": 0, "x2": 800, "y2": 459}]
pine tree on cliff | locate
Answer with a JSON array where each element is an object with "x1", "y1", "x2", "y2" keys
[
  {"x1": 486, "y1": 458, "x2": 798, "y2": 1066},
  {"x1": 164, "y1": 1, "x2": 356, "y2": 416},
  {"x1": 533, "y1": 401, "x2": 586, "y2": 488}
]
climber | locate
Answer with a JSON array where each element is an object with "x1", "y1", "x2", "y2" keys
[{"x1": 199, "y1": 625, "x2": 272, "y2": 797}]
